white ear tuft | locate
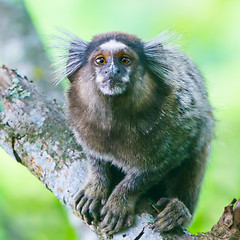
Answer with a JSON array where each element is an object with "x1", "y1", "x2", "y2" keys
[
  {"x1": 145, "y1": 29, "x2": 182, "y2": 49},
  {"x1": 144, "y1": 29, "x2": 182, "y2": 80},
  {"x1": 50, "y1": 29, "x2": 88, "y2": 85}
]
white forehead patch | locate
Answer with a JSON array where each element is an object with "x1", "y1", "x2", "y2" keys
[{"x1": 100, "y1": 40, "x2": 126, "y2": 51}]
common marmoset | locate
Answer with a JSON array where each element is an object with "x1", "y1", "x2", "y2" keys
[{"x1": 55, "y1": 31, "x2": 215, "y2": 235}]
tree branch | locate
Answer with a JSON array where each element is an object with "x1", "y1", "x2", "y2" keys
[{"x1": 0, "y1": 65, "x2": 239, "y2": 239}]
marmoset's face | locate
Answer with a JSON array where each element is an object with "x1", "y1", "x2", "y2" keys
[{"x1": 90, "y1": 40, "x2": 138, "y2": 96}]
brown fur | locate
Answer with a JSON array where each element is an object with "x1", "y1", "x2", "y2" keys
[
  {"x1": 92, "y1": 31, "x2": 141, "y2": 42},
  {"x1": 65, "y1": 31, "x2": 215, "y2": 235}
]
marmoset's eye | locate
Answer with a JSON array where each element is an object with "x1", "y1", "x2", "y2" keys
[
  {"x1": 95, "y1": 56, "x2": 106, "y2": 65},
  {"x1": 119, "y1": 56, "x2": 131, "y2": 65}
]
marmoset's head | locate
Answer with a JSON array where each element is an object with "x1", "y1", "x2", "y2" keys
[
  {"x1": 54, "y1": 31, "x2": 173, "y2": 99},
  {"x1": 79, "y1": 33, "x2": 144, "y2": 96}
]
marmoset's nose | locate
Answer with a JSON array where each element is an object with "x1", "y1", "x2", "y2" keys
[{"x1": 104, "y1": 62, "x2": 121, "y2": 79}]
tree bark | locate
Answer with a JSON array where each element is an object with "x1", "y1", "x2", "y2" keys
[{"x1": 0, "y1": 65, "x2": 239, "y2": 239}]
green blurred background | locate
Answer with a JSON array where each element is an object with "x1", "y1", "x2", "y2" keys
[{"x1": 0, "y1": 0, "x2": 240, "y2": 239}]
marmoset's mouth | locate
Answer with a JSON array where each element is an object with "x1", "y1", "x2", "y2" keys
[{"x1": 98, "y1": 80, "x2": 128, "y2": 96}]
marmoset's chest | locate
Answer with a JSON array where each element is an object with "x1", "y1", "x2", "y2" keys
[{"x1": 72, "y1": 115, "x2": 193, "y2": 171}]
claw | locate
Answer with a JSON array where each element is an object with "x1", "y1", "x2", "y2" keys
[
  {"x1": 100, "y1": 205, "x2": 108, "y2": 217},
  {"x1": 153, "y1": 198, "x2": 192, "y2": 233},
  {"x1": 81, "y1": 198, "x2": 93, "y2": 224},
  {"x1": 74, "y1": 190, "x2": 85, "y2": 209},
  {"x1": 155, "y1": 218, "x2": 172, "y2": 233},
  {"x1": 100, "y1": 208, "x2": 134, "y2": 235},
  {"x1": 113, "y1": 216, "x2": 125, "y2": 233},
  {"x1": 73, "y1": 181, "x2": 109, "y2": 224},
  {"x1": 77, "y1": 196, "x2": 88, "y2": 211},
  {"x1": 126, "y1": 215, "x2": 134, "y2": 228},
  {"x1": 102, "y1": 216, "x2": 118, "y2": 234},
  {"x1": 101, "y1": 211, "x2": 113, "y2": 229},
  {"x1": 99, "y1": 194, "x2": 136, "y2": 235},
  {"x1": 89, "y1": 199, "x2": 100, "y2": 221}
]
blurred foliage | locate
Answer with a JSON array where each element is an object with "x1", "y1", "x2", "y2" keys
[{"x1": 0, "y1": 0, "x2": 240, "y2": 239}]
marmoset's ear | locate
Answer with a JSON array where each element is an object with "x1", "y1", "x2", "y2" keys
[
  {"x1": 66, "y1": 36, "x2": 89, "y2": 83},
  {"x1": 51, "y1": 30, "x2": 88, "y2": 85},
  {"x1": 143, "y1": 30, "x2": 181, "y2": 81}
]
